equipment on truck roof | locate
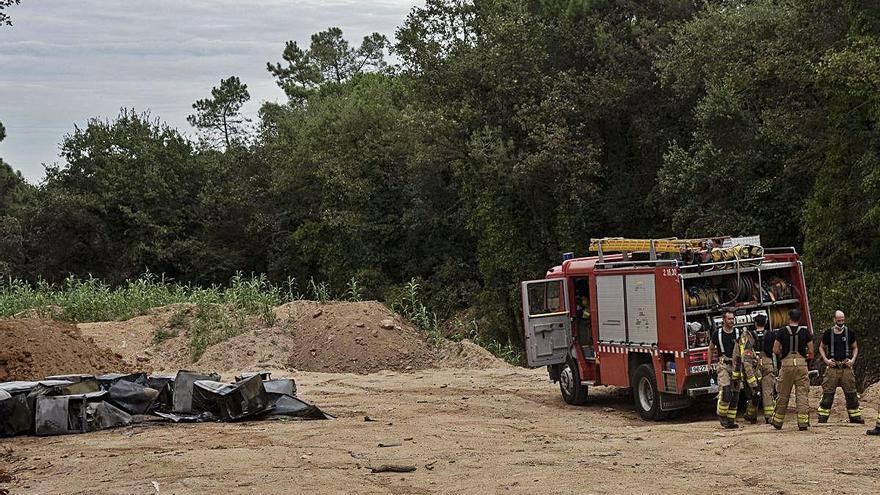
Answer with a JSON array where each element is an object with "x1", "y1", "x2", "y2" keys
[{"x1": 589, "y1": 237, "x2": 714, "y2": 253}]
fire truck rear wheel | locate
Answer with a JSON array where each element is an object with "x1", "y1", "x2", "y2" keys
[
  {"x1": 559, "y1": 357, "x2": 588, "y2": 405},
  {"x1": 632, "y1": 364, "x2": 667, "y2": 420}
]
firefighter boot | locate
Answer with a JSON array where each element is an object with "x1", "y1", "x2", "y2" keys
[
  {"x1": 845, "y1": 392, "x2": 864, "y2": 424},
  {"x1": 798, "y1": 412, "x2": 810, "y2": 431},
  {"x1": 717, "y1": 386, "x2": 739, "y2": 429},
  {"x1": 745, "y1": 408, "x2": 758, "y2": 424},
  {"x1": 817, "y1": 392, "x2": 834, "y2": 423},
  {"x1": 743, "y1": 386, "x2": 760, "y2": 424},
  {"x1": 867, "y1": 414, "x2": 880, "y2": 436},
  {"x1": 726, "y1": 387, "x2": 740, "y2": 428},
  {"x1": 720, "y1": 417, "x2": 739, "y2": 429},
  {"x1": 762, "y1": 393, "x2": 774, "y2": 424}
]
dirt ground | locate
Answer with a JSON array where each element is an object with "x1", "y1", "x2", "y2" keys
[
  {"x1": 0, "y1": 319, "x2": 129, "y2": 381},
  {"x1": 4, "y1": 367, "x2": 880, "y2": 495},
  {"x1": 4, "y1": 307, "x2": 879, "y2": 494}
]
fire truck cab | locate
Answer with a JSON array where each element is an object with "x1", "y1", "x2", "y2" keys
[{"x1": 521, "y1": 237, "x2": 812, "y2": 420}]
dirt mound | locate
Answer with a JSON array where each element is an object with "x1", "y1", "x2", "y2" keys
[
  {"x1": 268, "y1": 300, "x2": 436, "y2": 373},
  {"x1": 860, "y1": 381, "x2": 880, "y2": 408},
  {"x1": 437, "y1": 339, "x2": 511, "y2": 369},
  {"x1": 76, "y1": 301, "x2": 509, "y2": 374},
  {"x1": 0, "y1": 318, "x2": 130, "y2": 381},
  {"x1": 77, "y1": 304, "x2": 192, "y2": 370}
]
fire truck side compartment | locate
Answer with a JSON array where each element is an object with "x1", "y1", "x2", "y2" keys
[
  {"x1": 625, "y1": 274, "x2": 657, "y2": 346},
  {"x1": 596, "y1": 275, "x2": 626, "y2": 342},
  {"x1": 594, "y1": 270, "x2": 664, "y2": 388}
]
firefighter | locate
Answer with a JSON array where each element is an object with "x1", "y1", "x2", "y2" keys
[
  {"x1": 573, "y1": 279, "x2": 593, "y2": 354},
  {"x1": 771, "y1": 308, "x2": 814, "y2": 431},
  {"x1": 708, "y1": 310, "x2": 741, "y2": 429},
  {"x1": 817, "y1": 310, "x2": 863, "y2": 423},
  {"x1": 733, "y1": 319, "x2": 761, "y2": 423},
  {"x1": 752, "y1": 313, "x2": 777, "y2": 424}
]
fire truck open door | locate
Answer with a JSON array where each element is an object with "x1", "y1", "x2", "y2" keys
[{"x1": 521, "y1": 279, "x2": 571, "y2": 367}]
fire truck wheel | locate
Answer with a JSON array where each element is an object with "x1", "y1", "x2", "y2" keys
[
  {"x1": 559, "y1": 357, "x2": 588, "y2": 405},
  {"x1": 632, "y1": 364, "x2": 667, "y2": 420}
]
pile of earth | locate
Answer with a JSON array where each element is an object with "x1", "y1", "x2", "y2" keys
[
  {"x1": 858, "y1": 382, "x2": 880, "y2": 414},
  {"x1": 76, "y1": 300, "x2": 509, "y2": 374},
  {"x1": 0, "y1": 319, "x2": 130, "y2": 381}
]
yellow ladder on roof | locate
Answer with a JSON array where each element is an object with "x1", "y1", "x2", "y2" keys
[{"x1": 588, "y1": 238, "x2": 710, "y2": 253}]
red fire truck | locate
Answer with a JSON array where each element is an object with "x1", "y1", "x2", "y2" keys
[{"x1": 521, "y1": 237, "x2": 812, "y2": 420}]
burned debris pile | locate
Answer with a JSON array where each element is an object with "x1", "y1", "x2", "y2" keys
[{"x1": 0, "y1": 370, "x2": 330, "y2": 437}]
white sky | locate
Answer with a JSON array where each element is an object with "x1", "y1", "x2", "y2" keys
[{"x1": 0, "y1": 0, "x2": 419, "y2": 183}]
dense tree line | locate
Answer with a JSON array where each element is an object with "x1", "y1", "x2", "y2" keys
[{"x1": 2, "y1": 0, "x2": 879, "y2": 379}]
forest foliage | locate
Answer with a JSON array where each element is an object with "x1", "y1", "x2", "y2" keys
[{"x1": 2, "y1": 1, "x2": 880, "y2": 379}]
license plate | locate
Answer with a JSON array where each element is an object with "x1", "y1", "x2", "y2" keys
[{"x1": 688, "y1": 364, "x2": 718, "y2": 374}]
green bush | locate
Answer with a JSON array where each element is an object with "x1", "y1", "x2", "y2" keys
[
  {"x1": 187, "y1": 302, "x2": 249, "y2": 361},
  {"x1": 152, "y1": 327, "x2": 179, "y2": 345},
  {"x1": 389, "y1": 278, "x2": 443, "y2": 346}
]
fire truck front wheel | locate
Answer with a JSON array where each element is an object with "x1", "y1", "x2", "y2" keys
[
  {"x1": 632, "y1": 364, "x2": 668, "y2": 420},
  {"x1": 559, "y1": 357, "x2": 588, "y2": 405}
]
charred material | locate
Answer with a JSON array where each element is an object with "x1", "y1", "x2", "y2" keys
[
  {"x1": 191, "y1": 375, "x2": 269, "y2": 421},
  {"x1": 1, "y1": 369, "x2": 330, "y2": 437}
]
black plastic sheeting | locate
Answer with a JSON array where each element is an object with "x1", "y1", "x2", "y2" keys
[
  {"x1": 192, "y1": 375, "x2": 270, "y2": 421},
  {"x1": 235, "y1": 371, "x2": 272, "y2": 382},
  {"x1": 33, "y1": 391, "x2": 133, "y2": 436},
  {"x1": 264, "y1": 379, "x2": 297, "y2": 397},
  {"x1": 147, "y1": 374, "x2": 176, "y2": 413},
  {"x1": 97, "y1": 372, "x2": 149, "y2": 390},
  {"x1": 44, "y1": 374, "x2": 94, "y2": 383},
  {"x1": 108, "y1": 380, "x2": 159, "y2": 415},
  {"x1": 268, "y1": 394, "x2": 332, "y2": 420},
  {"x1": 154, "y1": 411, "x2": 217, "y2": 423},
  {"x1": 172, "y1": 371, "x2": 221, "y2": 413},
  {"x1": 1, "y1": 370, "x2": 331, "y2": 437},
  {"x1": 0, "y1": 389, "x2": 30, "y2": 436}
]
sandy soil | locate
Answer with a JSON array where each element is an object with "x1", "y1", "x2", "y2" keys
[
  {"x1": 4, "y1": 367, "x2": 880, "y2": 495},
  {"x1": 75, "y1": 301, "x2": 507, "y2": 374},
  {"x1": 0, "y1": 319, "x2": 129, "y2": 381}
]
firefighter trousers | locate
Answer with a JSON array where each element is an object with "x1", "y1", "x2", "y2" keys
[
  {"x1": 716, "y1": 360, "x2": 740, "y2": 423},
  {"x1": 818, "y1": 366, "x2": 861, "y2": 422},
  {"x1": 741, "y1": 358, "x2": 761, "y2": 421},
  {"x1": 758, "y1": 355, "x2": 777, "y2": 420},
  {"x1": 772, "y1": 354, "x2": 810, "y2": 429}
]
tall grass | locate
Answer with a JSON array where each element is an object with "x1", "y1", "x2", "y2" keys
[
  {"x1": 344, "y1": 276, "x2": 364, "y2": 302},
  {"x1": 307, "y1": 277, "x2": 331, "y2": 302},
  {"x1": 390, "y1": 278, "x2": 444, "y2": 346},
  {"x1": 2, "y1": 273, "x2": 525, "y2": 366},
  {"x1": 0, "y1": 272, "x2": 284, "y2": 323},
  {"x1": 187, "y1": 302, "x2": 250, "y2": 361}
]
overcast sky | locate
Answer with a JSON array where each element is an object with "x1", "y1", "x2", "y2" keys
[{"x1": 0, "y1": 0, "x2": 419, "y2": 183}]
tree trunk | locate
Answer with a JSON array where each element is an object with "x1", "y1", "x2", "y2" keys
[{"x1": 222, "y1": 109, "x2": 230, "y2": 149}]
